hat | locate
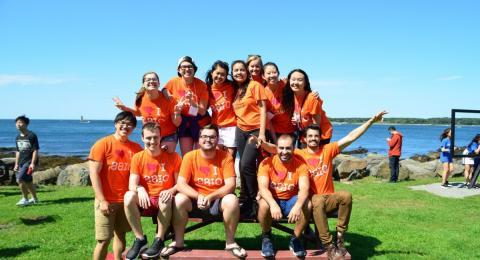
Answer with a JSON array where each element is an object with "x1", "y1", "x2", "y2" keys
[{"x1": 177, "y1": 56, "x2": 197, "y2": 70}]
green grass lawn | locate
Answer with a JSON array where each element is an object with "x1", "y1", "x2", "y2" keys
[{"x1": 1, "y1": 177, "x2": 479, "y2": 259}]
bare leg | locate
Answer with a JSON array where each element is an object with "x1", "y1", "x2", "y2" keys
[
  {"x1": 179, "y1": 137, "x2": 194, "y2": 156},
  {"x1": 124, "y1": 191, "x2": 144, "y2": 239},
  {"x1": 293, "y1": 201, "x2": 310, "y2": 238},
  {"x1": 258, "y1": 198, "x2": 272, "y2": 233},
  {"x1": 161, "y1": 140, "x2": 177, "y2": 154},
  {"x1": 93, "y1": 240, "x2": 110, "y2": 260},
  {"x1": 113, "y1": 231, "x2": 126, "y2": 260},
  {"x1": 156, "y1": 199, "x2": 173, "y2": 239},
  {"x1": 18, "y1": 181, "x2": 29, "y2": 199},
  {"x1": 25, "y1": 182, "x2": 37, "y2": 200},
  {"x1": 221, "y1": 194, "x2": 239, "y2": 245},
  {"x1": 171, "y1": 193, "x2": 191, "y2": 247}
]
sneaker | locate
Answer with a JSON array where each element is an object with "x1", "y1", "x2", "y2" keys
[
  {"x1": 28, "y1": 198, "x2": 39, "y2": 204},
  {"x1": 126, "y1": 236, "x2": 148, "y2": 260},
  {"x1": 441, "y1": 183, "x2": 450, "y2": 188},
  {"x1": 261, "y1": 232, "x2": 275, "y2": 257},
  {"x1": 142, "y1": 237, "x2": 164, "y2": 259},
  {"x1": 289, "y1": 236, "x2": 306, "y2": 257},
  {"x1": 336, "y1": 233, "x2": 347, "y2": 256},
  {"x1": 16, "y1": 198, "x2": 30, "y2": 206},
  {"x1": 326, "y1": 243, "x2": 345, "y2": 260}
]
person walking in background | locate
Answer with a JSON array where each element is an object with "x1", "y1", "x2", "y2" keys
[
  {"x1": 13, "y1": 115, "x2": 40, "y2": 206},
  {"x1": 88, "y1": 112, "x2": 143, "y2": 260},
  {"x1": 462, "y1": 134, "x2": 480, "y2": 187},
  {"x1": 439, "y1": 128, "x2": 453, "y2": 187},
  {"x1": 386, "y1": 126, "x2": 403, "y2": 183}
]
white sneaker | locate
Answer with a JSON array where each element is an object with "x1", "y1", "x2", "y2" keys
[
  {"x1": 28, "y1": 198, "x2": 39, "y2": 204},
  {"x1": 16, "y1": 198, "x2": 30, "y2": 206}
]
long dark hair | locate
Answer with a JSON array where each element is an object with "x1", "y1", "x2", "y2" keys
[
  {"x1": 440, "y1": 128, "x2": 451, "y2": 141},
  {"x1": 205, "y1": 60, "x2": 230, "y2": 100},
  {"x1": 231, "y1": 60, "x2": 251, "y2": 99},
  {"x1": 281, "y1": 69, "x2": 312, "y2": 116},
  {"x1": 135, "y1": 71, "x2": 159, "y2": 107},
  {"x1": 468, "y1": 134, "x2": 480, "y2": 148}
]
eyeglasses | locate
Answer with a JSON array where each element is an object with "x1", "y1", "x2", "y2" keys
[
  {"x1": 180, "y1": 65, "x2": 194, "y2": 70},
  {"x1": 117, "y1": 121, "x2": 134, "y2": 128},
  {"x1": 200, "y1": 135, "x2": 217, "y2": 140}
]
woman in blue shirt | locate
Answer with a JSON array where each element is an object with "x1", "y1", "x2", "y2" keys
[
  {"x1": 462, "y1": 134, "x2": 480, "y2": 186},
  {"x1": 439, "y1": 128, "x2": 453, "y2": 187}
]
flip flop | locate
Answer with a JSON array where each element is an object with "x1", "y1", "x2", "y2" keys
[
  {"x1": 160, "y1": 245, "x2": 186, "y2": 257},
  {"x1": 225, "y1": 245, "x2": 247, "y2": 259}
]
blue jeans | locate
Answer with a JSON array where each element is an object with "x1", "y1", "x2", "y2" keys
[{"x1": 275, "y1": 195, "x2": 298, "y2": 218}]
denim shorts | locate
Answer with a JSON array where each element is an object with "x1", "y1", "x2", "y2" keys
[
  {"x1": 16, "y1": 163, "x2": 33, "y2": 182},
  {"x1": 161, "y1": 132, "x2": 178, "y2": 143},
  {"x1": 178, "y1": 115, "x2": 201, "y2": 141},
  {"x1": 275, "y1": 195, "x2": 298, "y2": 218}
]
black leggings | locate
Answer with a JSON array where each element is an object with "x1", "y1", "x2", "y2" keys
[{"x1": 235, "y1": 127, "x2": 267, "y2": 207}]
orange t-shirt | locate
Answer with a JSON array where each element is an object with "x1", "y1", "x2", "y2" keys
[
  {"x1": 135, "y1": 91, "x2": 178, "y2": 136},
  {"x1": 164, "y1": 77, "x2": 208, "y2": 117},
  {"x1": 88, "y1": 135, "x2": 142, "y2": 202},
  {"x1": 130, "y1": 150, "x2": 182, "y2": 197},
  {"x1": 209, "y1": 82, "x2": 237, "y2": 127},
  {"x1": 295, "y1": 93, "x2": 333, "y2": 140},
  {"x1": 294, "y1": 142, "x2": 340, "y2": 195},
  {"x1": 179, "y1": 149, "x2": 236, "y2": 196},
  {"x1": 265, "y1": 81, "x2": 295, "y2": 134},
  {"x1": 233, "y1": 81, "x2": 267, "y2": 131},
  {"x1": 258, "y1": 155, "x2": 309, "y2": 200}
]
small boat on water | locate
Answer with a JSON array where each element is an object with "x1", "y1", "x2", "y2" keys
[{"x1": 80, "y1": 116, "x2": 90, "y2": 123}]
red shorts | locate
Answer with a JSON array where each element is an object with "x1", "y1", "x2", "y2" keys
[{"x1": 140, "y1": 196, "x2": 159, "y2": 217}]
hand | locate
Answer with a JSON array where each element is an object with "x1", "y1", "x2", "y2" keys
[
  {"x1": 258, "y1": 134, "x2": 267, "y2": 145},
  {"x1": 137, "y1": 187, "x2": 151, "y2": 209},
  {"x1": 270, "y1": 204, "x2": 282, "y2": 221},
  {"x1": 175, "y1": 97, "x2": 186, "y2": 113},
  {"x1": 14, "y1": 164, "x2": 19, "y2": 171},
  {"x1": 159, "y1": 189, "x2": 174, "y2": 204},
  {"x1": 160, "y1": 144, "x2": 168, "y2": 151},
  {"x1": 248, "y1": 135, "x2": 262, "y2": 148},
  {"x1": 287, "y1": 205, "x2": 302, "y2": 223},
  {"x1": 312, "y1": 91, "x2": 321, "y2": 100},
  {"x1": 197, "y1": 194, "x2": 207, "y2": 210},
  {"x1": 99, "y1": 200, "x2": 112, "y2": 216},
  {"x1": 112, "y1": 97, "x2": 126, "y2": 110},
  {"x1": 372, "y1": 110, "x2": 388, "y2": 123}
]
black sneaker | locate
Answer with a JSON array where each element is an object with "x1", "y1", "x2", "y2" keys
[
  {"x1": 142, "y1": 237, "x2": 164, "y2": 259},
  {"x1": 126, "y1": 236, "x2": 148, "y2": 260},
  {"x1": 261, "y1": 232, "x2": 275, "y2": 258},
  {"x1": 289, "y1": 236, "x2": 306, "y2": 257}
]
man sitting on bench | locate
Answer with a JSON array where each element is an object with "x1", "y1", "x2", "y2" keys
[
  {"x1": 166, "y1": 124, "x2": 247, "y2": 259},
  {"x1": 257, "y1": 134, "x2": 310, "y2": 258},
  {"x1": 296, "y1": 111, "x2": 387, "y2": 260},
  {"x1": 123, "y1": 123, "x2": 182, "y2": 259}
]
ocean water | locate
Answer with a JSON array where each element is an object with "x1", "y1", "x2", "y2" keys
[{"x1": 1, "y1": 119, "x2": 479, "y2": 158}]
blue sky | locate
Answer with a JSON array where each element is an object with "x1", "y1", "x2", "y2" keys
[{"x1": 1, "y1": 0, "x2": 478, "y2": 119}]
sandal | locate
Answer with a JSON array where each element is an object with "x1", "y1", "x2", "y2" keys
[
  {"x1": 225, "y1": 245, "x2": 247, "y2": 259},
  {"x1": 160, "y1": 245, "x2": 186, "y2": 257}
]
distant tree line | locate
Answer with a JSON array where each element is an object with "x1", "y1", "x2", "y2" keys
[{"x1": 330, "y1": 117, "x2": 480, "y2": 125}]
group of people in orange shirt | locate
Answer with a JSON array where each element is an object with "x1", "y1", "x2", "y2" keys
[{"x1": 91, "y1": 54, "x2": 387, "y2": 260}]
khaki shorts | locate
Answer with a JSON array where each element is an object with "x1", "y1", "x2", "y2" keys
[{"x1": 94, "y1": 199, "x2": 131, "y2": 241}]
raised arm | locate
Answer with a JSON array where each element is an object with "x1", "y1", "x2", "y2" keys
[
  {"x1": 338, "y1": 111, "x2": 387, "y2": 152},
  {"x1": 113, "y1": 96, "x2": 139, "y2": 115}
]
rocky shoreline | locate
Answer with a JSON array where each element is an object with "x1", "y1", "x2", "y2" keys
[{"x1": 0, "y1": 147, "x2": 466, "y2": 186}]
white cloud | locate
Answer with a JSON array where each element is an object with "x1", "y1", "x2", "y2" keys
[
  {"x1": 436, "y1": 75, "x2": 462, "y2": 81},
  {"x1": 0, "y1": 74, "x2": 78, "y2": 86}
]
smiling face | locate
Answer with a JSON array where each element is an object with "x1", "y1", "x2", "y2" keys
[
  {"x1": 178, "y1": 61, "x2": 195, "y2": 80},
  {"x1": 289, "y1": 71, "x2": 306, "y2": 93},
  {"x1": 305, "y1": 128, "x2": 321, "y2": 150},
  {"x1": 142, "y1": 73, "x2": 160, "y2": 91},
  {"x1": 199, "y1": 128, "x2": 218, "y2": 152},
  {"x1": 248, "y1": 58, "x2": 262, "y2": 78},
  {"x1": 277, "y1": 136, "x2": 294, "y2": 163},
  {"x1": 114, "y1": 119, "x2": 134, "y2": 139},
  {"x1": 232, "y1": 62, "x2": 248, "y2": 84},
  {"x1": 211, "y1": 65, "x2": 227, "y2": 85},
  {"x1": 142, "y1": 127, "x2": 161, "y2": 154},
  {"x1": 263, "y1": 64, "x2": 279, "y2": 86}
]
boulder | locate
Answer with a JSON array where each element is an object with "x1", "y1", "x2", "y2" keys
[
  {"x1": 335, "y1": 155, "x2": 368, "y2": 179},
  {"x1": 33, "y1": 166, "x2": 64, "y2": 185},
  {"x1": 433, "y1": 161, "x2": 464, "y2": 177},
  {"x1": 369, "y1": 160, "x2": 409, "y2": 181},
  {"x1": 400, "y1": 159, "x2": 436, "y2": 179},
  {"x1": 364, "y1": 154, "x2": 387, "y2": 171},
  {"x1": 57, "y1": 162, "x2": 91, "y2": 186},
  {"x1": 0, "y1": 157, "x2": 16, "y2": 166}
]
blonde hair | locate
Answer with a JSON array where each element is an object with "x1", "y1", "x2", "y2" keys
[{"x1": 135, "y1": 71, "x2": 159, "y2": 107}]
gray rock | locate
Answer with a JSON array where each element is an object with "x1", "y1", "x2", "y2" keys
[
  {"x1": 369, "y1": 160, "x2": 409, "y2": 181},
  {"x1": 33, "y1": 166, "x2": 64, "y2": 185},
  {"x1": 400, "y1": 159, "x2": 436, "y2": 179},
  {"x1": 335, "y1": 155, "x2": 368, "y2": 179},
  {"x1": 57, "y1": 162, "x2": 91, "y2": 186},
  {"x1": 0, "y1": 157, "x2": 16, "y2": 166}
]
